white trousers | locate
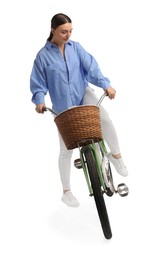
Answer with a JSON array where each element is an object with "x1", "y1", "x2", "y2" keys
[{"x1": 58, "y1": 87, "x2": 121, "y2": 190}]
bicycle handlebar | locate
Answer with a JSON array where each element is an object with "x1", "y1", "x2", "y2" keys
[
  {"x1": 44, "y1": 92, "x2": 107, "y2": 116},
  {"x1": 43, "y1": 107, "x2": 57, "y2": 116},
  {"x1": 96, "y1": 93, "x2": 107, "y2": 106}
]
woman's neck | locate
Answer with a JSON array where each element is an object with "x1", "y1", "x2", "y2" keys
[{"x1": 51, "y1": 40, "x2": 65, "y2": 56}]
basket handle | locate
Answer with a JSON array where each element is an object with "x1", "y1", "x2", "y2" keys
[{"x1": 96, "y1": 93, "x2": 107, "y2": 106}]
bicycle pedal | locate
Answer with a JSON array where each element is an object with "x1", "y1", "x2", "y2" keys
[
  {"x1": 74, "y1": 158, "x2": 82, "y2": 169},
  {"x1": 116, "y1": 183, "x2": 129, "y2": 197}
]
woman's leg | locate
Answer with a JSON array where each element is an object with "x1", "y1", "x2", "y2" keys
[
  {"x1": 58, "y1": 132, "x2": 72, "y2": 191},
  {"x1": 82, "y1": 87, "x2": 120, "y2": 154},
  {"x1": 82, "y1": 87, "x2": 128, "y2": 177},
  {"x1": 58, "y1": 132, "x2": 79, "y2": 207}
]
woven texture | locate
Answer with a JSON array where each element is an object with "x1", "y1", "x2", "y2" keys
[{"x1": 54, "y1": 105, "x2": 102, "y2": 149}]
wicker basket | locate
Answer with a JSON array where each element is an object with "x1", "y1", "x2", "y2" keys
[{"x1": 54, "y1": 105, "x2": 102, "y2": 149}]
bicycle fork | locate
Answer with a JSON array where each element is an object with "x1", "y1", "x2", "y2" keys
[{"x1": 74, "y1": 141, "x2": 111, "y2": 196}]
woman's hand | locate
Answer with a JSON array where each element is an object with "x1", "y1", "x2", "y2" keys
[
  {"x1": 105, "y1": 87, "x2": 116, "y2": 99},
  {"x1": 35, "y1": 103, "x2": 46, "y2": 113}
]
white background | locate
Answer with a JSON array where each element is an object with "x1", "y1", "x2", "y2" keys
[{"x1": 0, "y1": 0, "x2": 166, "y2": 259}]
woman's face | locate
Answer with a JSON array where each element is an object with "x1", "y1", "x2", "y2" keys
[{"x1": 51, "y1": 23, "x2": 73, "y2": 45}]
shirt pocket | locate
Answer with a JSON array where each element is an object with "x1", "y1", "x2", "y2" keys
[
  {"x1": 45, "y1": 63, "x2": 69, "y2": 87},
  {"x1": 45, "y1": 64, "x2": 60, "y2": 74},
  {"x1": 44, "y1": 64, "x2": 60, "y2": 87}
]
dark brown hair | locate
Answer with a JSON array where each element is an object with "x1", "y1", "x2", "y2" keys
[{"x1": 47, "y1": 13, "x2": 72, "y2": 41}]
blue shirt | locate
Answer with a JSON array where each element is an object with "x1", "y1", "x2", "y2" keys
[{"x1": 30, "y1": 40, "x2": 111, "y2": 113}]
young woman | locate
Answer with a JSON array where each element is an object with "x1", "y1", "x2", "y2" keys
[{"x1": 30, "y1": 13, "x2": 128, "y2": 207}]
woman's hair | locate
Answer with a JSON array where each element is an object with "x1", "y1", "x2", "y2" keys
[{"x1": 47, "y1": 13, "x2": 72, "y2": 41}]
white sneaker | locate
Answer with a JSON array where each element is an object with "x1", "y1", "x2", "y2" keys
[
  {"x1": 107, "y1": 153, "x2": 128, "y2": 177},
  {"x1": 61, "y1": 191, "x2": 80, "y2": 207}
]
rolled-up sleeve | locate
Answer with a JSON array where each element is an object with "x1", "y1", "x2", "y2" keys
[{"x1": 30, "y1": 58, "x2": 48, "y2": 105}]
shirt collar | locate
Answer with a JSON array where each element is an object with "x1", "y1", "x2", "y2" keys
[{"x1": 45, "y1": 40, "x2": 72, "y2": 50}]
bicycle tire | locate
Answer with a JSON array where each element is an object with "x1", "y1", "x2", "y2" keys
[{"x1": 84, "y1": 148, "x2": 112, "y2": 239}]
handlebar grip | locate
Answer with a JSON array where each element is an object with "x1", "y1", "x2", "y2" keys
[{"x1": 44, "y1": 107, "x2": 57, "y2": 116}]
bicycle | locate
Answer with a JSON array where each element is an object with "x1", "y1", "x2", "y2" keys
[{"x1": 44, "y1": 93, "x2": 129, "y2": 239}]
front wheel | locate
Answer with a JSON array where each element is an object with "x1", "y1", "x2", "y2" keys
[{"x1": 84, "y1": 148, "x2": 112, "y2": 239}]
